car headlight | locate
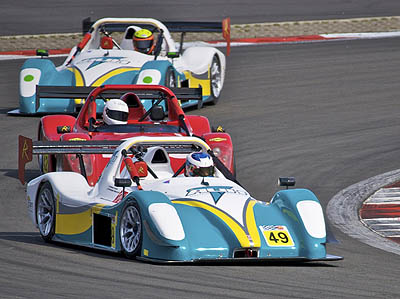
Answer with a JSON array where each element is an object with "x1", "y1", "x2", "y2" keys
[
  {"x1": 137, "y1": 69, "x2": 161, "y2": 85},
  {"x1": 20, "y1": 68, "x2": 41, "y2": 97}
]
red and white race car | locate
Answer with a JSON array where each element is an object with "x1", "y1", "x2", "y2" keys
[{"x1": 20, "y1": 85, "x2": 234, "y2": 186}]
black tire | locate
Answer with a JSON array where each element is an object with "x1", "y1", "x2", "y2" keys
[
  {"x1": 209, "y1": 55, "x2": 222, "y2": 105},
  {"x1": 120, "y1": 201, "x2": 142, "y2": 259},
  {"x1": 36, "y1": 182, "x2": 56, "y2": 242},
  {"x1": 38, "y1": 128, "x2": 46, "y2": 174},
  {"x1": 165, "y1": 67, "x2": 176, "y2": 88},
  {"x1": 164, "y1": 67, "x2": 177, "y2": 111}
]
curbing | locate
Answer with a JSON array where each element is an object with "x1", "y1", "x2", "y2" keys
[
  {"x1": 1, "y1": 16, "x2": 400, "y2": 52},
  {"x1": 327, "y1": 169, "x2": 400, "y2": 255}
]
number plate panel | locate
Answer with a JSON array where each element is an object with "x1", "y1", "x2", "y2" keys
[{"x1": 259, "y1": 225, "x2": 294, "y2": 247}]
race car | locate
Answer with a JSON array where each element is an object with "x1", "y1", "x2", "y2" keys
[
  {"x1": 20, "y1": 84, "x2": 234, "y2": 186},
  {"x1": 13, "y1": 17, "x2": 230, "y2": 115},
  {"x1": 19, "y1": 135, "x2": 342, "y2": 263}
]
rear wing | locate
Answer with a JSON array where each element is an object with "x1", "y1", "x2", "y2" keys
[
  {"x1": 35, "y1": 86, "x2": 203, "y2": 111},
  {"x1": 18, "y1": 135, "x2": 121, "y2": 185},
  {"x1": 82, "y1": 17, "x2": 231, "y2": 55},
  {"x1": 18, "y1": 135, "x2": 203, "y2": 184}
]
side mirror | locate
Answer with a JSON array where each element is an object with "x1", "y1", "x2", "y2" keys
[
  {"x1": 36, "y1": 49, "x2": 49, "y2": 58},
  {"x1": 278, "y1": 177, "x2": 296, "y2": 189},
  {"x1": 114, "y1": 178, "x2": 132, "y2": 188},
  {"x1": 167, "y1": 52, "x2": 180, "y2": 59}
]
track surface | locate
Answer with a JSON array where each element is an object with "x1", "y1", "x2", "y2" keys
[
  {"x1": 2, "y1": 1, "x2": 400, "y2": 35},
  {"x1": 1, "y1": 38, "x2": 400, "y2": 297}
]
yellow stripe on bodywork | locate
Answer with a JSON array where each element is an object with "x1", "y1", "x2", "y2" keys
[
  {"x1": 91, "y1": 68, "x2": 140, "y2": 86},
  {"x1": 67, "y1": 67, "x2": 85, "y2": 104},
  {"x1": 68, "y1": 67, "x2": 85, "y2": 86},
  {"x1": 68, "y1": 67, "x2": 139, "y2": 104},
  {"x1": 245, "y1": 200, "x2": 261, "y2": 247},
  {"x1": 173, "y1": 200, "x2": 252, "y2": 248},
  {"x1": 55, "y1": 204, "x2": 106, "y2": 235},
  {"x1": 184, "y1": 71, "x2": 210, "y2": 96}
]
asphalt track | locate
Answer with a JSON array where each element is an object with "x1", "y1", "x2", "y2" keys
[
  {"x1": 2, "y1": 0, "x2": 400, "y2": 35},
  {"x1": 1, "y1": 37, "x2": 400, "y2": 297}
]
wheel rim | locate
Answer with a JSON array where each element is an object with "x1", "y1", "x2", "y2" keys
[
  {"x1": 120, "y1": 205, "x2": 141, "y2": 253},
  {"x1": 211, "y1": 58, "x2": 222, "y2": 98},
  {"x1": 37, "y1": 188, "x2": 54, "y2": 237}
]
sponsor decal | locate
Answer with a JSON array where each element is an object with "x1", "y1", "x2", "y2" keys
[
  {"x1": 111, "y1": 212, "x2": 117, "y2": 249},
  {"x1": 186, "y1": 186, "x2": 248, "y2": 204},
  {"x1": 209, "y1": 137, "x2": 227, "y2": 142},
  {"x1": 137, "y1": 166, "x2": 145, "y2": 175},
  {"x1": 22, "y1": 140, "x2": 29, "y2": 161},
  {"x1": 113, "y1": 190, "x2": 129, "y2": 203},
  {"x1": 57, "y1": 125, "x2": 71, "y2": 133},
  {"x1": 259, "y1": 225, "x2": 294, "y2": 247},
  {"x1": 79, "y1": 57, "x2": 130, "y2": 70},
  {"x1": 143, "y1": 249, "x2": 149, "y2": 256}
]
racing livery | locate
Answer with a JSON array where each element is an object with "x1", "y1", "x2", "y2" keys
[
  {"x1": 20, "y1": 135, "x2": 342, "y2": 263},
  {"x1": 13, "y1": 17, "x2": 230, "y2": 114},
  {"x1": 21, "y1": 84, "x2": 234, "y2": 186}
]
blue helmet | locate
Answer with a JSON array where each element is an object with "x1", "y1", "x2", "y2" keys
[{"x1": 185, "y1": 152, "x2": 215, "y2": 177}]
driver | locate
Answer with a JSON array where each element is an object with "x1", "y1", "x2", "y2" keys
[
  {"x1": 185, "y1": 152, "x2": 215, "y2": 177},
  {"x1": 133, "y1": 29, "x2": 155, "y2": 54},
  {"x1": 103, "y1": 99, "x2": 129, "y2": 125}
]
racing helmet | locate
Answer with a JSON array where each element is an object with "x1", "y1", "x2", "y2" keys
[
  {"x1": 133, "y1": 29, "x2": 155, "y2": 54},
  {"x1": 103, "y1": 99, "x2": 129, "y2": 125},
  {"x1": 185, "y1": 152, "x2": 215, "y2": 177}
]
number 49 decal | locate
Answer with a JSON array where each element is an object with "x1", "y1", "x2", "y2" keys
[{"x1": 259, "y1": 225, "x2": 294, "y2": 247}]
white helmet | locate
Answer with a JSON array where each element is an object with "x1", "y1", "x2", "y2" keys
[
  {"x1": 185, "y1": 152, "x2": 215, "y2": 177},
  {"x1": 103, "y1": 99, "x2": 129, "y2": 125}
]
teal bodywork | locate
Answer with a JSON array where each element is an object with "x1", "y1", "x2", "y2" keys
[
  {"x1": 51, "y1": 188, "x2": 338, "y2": 262},
  {"x1": 17, "y1": 57, "x2": 201, "y2": 114}
]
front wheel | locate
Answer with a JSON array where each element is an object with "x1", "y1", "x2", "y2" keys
[
  {"x1": 120, "y1": 201, "x2": 142, "y2": 259},
  {"x1": 209, "y1": 55, "x2": 223, "y2": 105},
  {"x1": 36, "y1": 182, "x2": 56, "y2": 242}
]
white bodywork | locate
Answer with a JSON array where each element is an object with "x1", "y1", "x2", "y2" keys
[
  {"x1": 59, "y1": 18, "x2": 226, "y2": 88},
  {"x1": 26, "y1": 136, "x2": 245, "y2": 240}
]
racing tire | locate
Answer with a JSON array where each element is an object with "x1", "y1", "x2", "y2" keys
[
  {"x1": 38, "y1": 128, "x2": 46, "y2": 174},
  {"x1": 209, "y1": 55, "x2": 222, "y2": 105},
  {"x1": 164, "y1": 67, "x2": 177, "y2": 111},
  {"x1": 36, "y1": 182, "x2": 56, "y2": 242},
  {"x1": 120, "y1": 201, "x2": 143, "y2": 259},
  {"x1": 165, "y1": 67, "x2": 176, "y2": 88}
]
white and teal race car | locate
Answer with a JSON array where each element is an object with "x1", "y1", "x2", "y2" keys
[
  {"x1": 15, "y1": 17, "x2": 230, "y2": 115},
  {"x1": 21, "y1": 135, "x2": 342, "y2": 263}
]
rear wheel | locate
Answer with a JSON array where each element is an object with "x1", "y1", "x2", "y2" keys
[
  {"x1": 38, "y1": 128, "x2": 46, "y2": 174},
  {"x1": 36, "y1": 182, "x2": 56, "y2": 242},
  {"x1": 120, "y1": 201, "x2": 142, "y2": 259},
  {"x1": 165, "y1": 67, "x2": 176, "y2": 88},
  {"x1": 164, "y1": 67, "x2": 177, "y2": 111},
  {"x1": 209, "y1": 55, "x2": 222, "y2": 105}
]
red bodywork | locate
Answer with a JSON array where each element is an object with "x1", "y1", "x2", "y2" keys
[{"x1": 39, "y1": 85, "x2": 234, "y2": 185}]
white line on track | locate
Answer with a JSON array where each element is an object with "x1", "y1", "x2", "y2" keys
[{"x1": 2, "y1": 31, "x2": 400, "y2": 61}]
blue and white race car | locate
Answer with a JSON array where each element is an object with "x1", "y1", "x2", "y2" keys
[
  {"x1": 14, "y1": 17, "x2": 230, "y2": 114},
  {"x1": 21, "y1": 135, "x2": 342, "y2": 263}
]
